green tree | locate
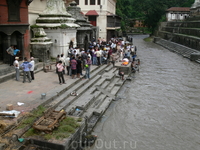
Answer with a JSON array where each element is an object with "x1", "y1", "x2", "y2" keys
[{"x1": 116, "y1": 0, "x2": 195, "y2": 33}]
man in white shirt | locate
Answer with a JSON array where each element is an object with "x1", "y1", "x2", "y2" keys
[
  {"x1": 30, "y1": 57, "x2": 35, "y2": 80},
  {"x1": 13, "y1": 57, "x2": 20, "y2": 81},
  {"x1": 59, "y1": 54, "x2": 65, "y2": 74},
  {"x1": 65, "y1": 55, "x2": 70, "y2": 75},
  {"x1": 95, "y1": 49, "x2": 101, "y2": 66}
]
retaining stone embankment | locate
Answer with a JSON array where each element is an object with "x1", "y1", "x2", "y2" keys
[
  {"x1": 155, "y1": 21, "x2": 200, "y2": 51},
  {"x1": 154, "y1": 37, "x2": 200, "y2": 64}
]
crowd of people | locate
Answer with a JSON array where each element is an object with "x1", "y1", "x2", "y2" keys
[
  {"x1": 55, "y1": 37, "x2": 138, "y2": 84},
  {"x1": 6, "y1": 45, "x2": 35, "y2": 83},
  {"x1": 6, "y1": 37, "x2": 139, "y2": 85}
]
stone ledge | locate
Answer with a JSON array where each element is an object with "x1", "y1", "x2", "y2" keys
[{"x1": 190, "y1": 52, "x2": 200, "y2": 61}]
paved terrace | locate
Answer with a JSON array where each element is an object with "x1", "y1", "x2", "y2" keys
[{"x1": 0, "y1": 65, "x2": 98, "y2": 113}]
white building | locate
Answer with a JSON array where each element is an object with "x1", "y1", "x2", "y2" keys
[
  {"x1": 73, "y1": 0, "x2": 121, "y2": 41},
  {"x1": 166, "y1": 7, "x2": 190, "y2": 21}
]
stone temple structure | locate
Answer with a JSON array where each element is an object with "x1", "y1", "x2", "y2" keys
[
  {"x1": 67, "y1": 1, "x2": 93, "y2": 50},
  {"x1": 30, "y1": 28, "x2": 53, "y2": 63},
  {"x1": 33, "y1": 0, "x2": 80, "y2": 58}
]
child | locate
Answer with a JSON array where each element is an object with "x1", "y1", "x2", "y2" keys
[{"x1": 118, "y1": 68, "x2": 124, "y2": 80}]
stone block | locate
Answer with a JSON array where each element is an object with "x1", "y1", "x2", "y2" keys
[
  {"x1": 6, "y1": 104, "x2": 13, "y2": 110},
  {"x1": 154, "y1": 37, "x2": 161, "y2": 43},
  {"x1": 190, "y1": 52, "x2": 200, "y2": 61}
]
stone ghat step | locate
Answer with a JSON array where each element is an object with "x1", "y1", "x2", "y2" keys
[
  {"x1": 196, "y1": 59, "x2": 200, "y2": 63},
  {"x1": 41, "y1": 65, "x2": 104, "y2": 108},
  {"x1": 63, "y1": 67, "x2": 117, "y2": 114},
  {"x1": 157, "y1": 41, "x2": 196, "y2": 58},
  {"x1": 68, "y1": 76, "x2": 118, "y2": 113},
  {"x1": 155, "y1": 38, "x2": 200, "y2": 64},
  {"x1": 82, "y1": 83, "x2": 122, "y2": 122},
  {"x1": 44, "y1": 65, "x2": 109, "y2": 109},
  {"x1": 74, "y1": 77, "x2": 122, "y2": 119},
  {"x1": 166, "y1": 21, "x2": 200, "y2": 28},
  {"x1": 54, "y1": 74, "x2": 103, "y2": 112},
  {"x1": 159, "y1": 30, "x2": 200, "y2": 41},
  {"x1": 162, "y1": 27, "x2": 200, "y2": 38},
  {"x1": 157, "y1": 39, "x2": 198, "y2": 56}
]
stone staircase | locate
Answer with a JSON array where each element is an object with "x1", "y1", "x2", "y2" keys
[
  {"x1": 154, "y1": 38, "x2": 200, "y2": 64},
  {"x1": 43, "y1": 64, "x2": 127, "y2": 134},
  {"x1": 156, "y1": 21, "x2": 200, "y2": 53}
]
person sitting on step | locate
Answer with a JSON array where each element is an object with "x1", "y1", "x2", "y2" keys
[{"x1": 118, "y1": 68, "x2": 124, "y2": 80}]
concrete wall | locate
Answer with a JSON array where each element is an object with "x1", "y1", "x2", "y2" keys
[{"x1": 45, "y1": 28, "x2": 77, "y2": 58}]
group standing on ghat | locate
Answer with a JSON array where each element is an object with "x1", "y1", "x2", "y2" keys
[{"x1": 6, "y1": 37, "x2": 140, "y2": 85}]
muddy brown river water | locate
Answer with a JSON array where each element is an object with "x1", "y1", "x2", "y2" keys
[{"x1": 89, "y1": 35, "x2": 200, "y2": 150}]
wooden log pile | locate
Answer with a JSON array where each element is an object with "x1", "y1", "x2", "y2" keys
[{"x1": 33, "y1": 108, "x2": 66, "y2": 132}]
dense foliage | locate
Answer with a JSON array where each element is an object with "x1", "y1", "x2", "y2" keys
[{"x1": 116, "y1": 0, "x2": 195, "y2": 33}]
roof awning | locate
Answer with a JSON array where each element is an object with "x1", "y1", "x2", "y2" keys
[
  {"x1": 166, "y1": 7, "x2": 190, "y2": 12},
  {"x1": 85, "y1": 10, "x2": 99, "y2": 16}
]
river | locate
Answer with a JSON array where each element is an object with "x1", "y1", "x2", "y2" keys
[{"x1": 89, "y1": 35, "x2": 200, "y2": 150}]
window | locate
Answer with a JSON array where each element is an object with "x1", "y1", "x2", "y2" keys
[
  {"x1": 98, "y1": 0, "x2": 101, "y2": 5},
  {"x1": 7, "y1": 0, "x2": 21, "y2": 22},
  {"x1": 90, "y1": 0, "x2": 95, "y2": 5},
  {"x1": 75, "y1": 0, "x2": 79, "y2": 5},
  {"x1": 85, "y1": 0, "x2": 88, "y2": 5}
]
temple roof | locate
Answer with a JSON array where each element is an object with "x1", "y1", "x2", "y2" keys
[
  {"x1": 67, "y1": 1, "x2": 92, "y2": 28},
  {"x1": 166, "y1": 7, "x2": 190, "y2": 12},
  {"x1": 85, "y1": 10, "x2": 99, "y2": 16}
]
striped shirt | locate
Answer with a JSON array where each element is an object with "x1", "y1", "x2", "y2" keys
[{"x1": 70, "y1": 59, "x2": 77, "y2": 70}]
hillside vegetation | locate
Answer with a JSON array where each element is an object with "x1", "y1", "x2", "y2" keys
[{"x1": 116, "y1": 0, "x2": 195, "y2": 33}]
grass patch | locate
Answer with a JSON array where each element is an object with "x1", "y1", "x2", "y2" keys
[
  {"x1": 17, "y1": 106, "x2": 46, "y2": 129},
  {"x1": 144, "y1": 37, "x2": 153, "y2": 42},
  {"x1": 77, "y1": 117, "x2": 82, "y2": 122},
  {"x1": 24, "y1": 116, "x2": 81, "y2": 140}
]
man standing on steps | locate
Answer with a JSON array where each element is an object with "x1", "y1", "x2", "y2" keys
[
  {"x1": 59, "y1": 54, "x2": 65, "y2": 74},
  {"x1": 95, "y1": 49, "x2": 101, "y2": 66},
  {"x1": 65, "y1": 55, "x2": 70, "y2": 75},
  {"x1": 81, "y1": 50, "x2": 88, "y2": 70},
  {"x1": 20, "y1": 57, "x2": 32, "y2": 83},
  {"x1": 13, "y1": 57, "x2": 20, "y2": 81},
  {"x1": 111, "y1": 54, "x2": 116, "y2": 68},
  {"x1": 6, "y1": 45, "x2": 14, "y2": 66},
  {"x1": 85, "y1": 57, "x2": 92, "y2": 79},
  {"x1": 70, "y1": 56, "x2": 77, "y2": 79},
  {"x1": 57, "y1": 60, "x2": 66, "y2": 85},
  {"x1": 30, "y1": 57, "x2": 35, "y2": 80}
]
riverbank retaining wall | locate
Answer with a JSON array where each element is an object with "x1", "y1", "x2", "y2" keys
[
  {"x1": 154, "y1": 37, "x2": 200, "y2": 64},
  {"x1": 154, "y1": 21, "x2": 200, "y2": 51}
]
